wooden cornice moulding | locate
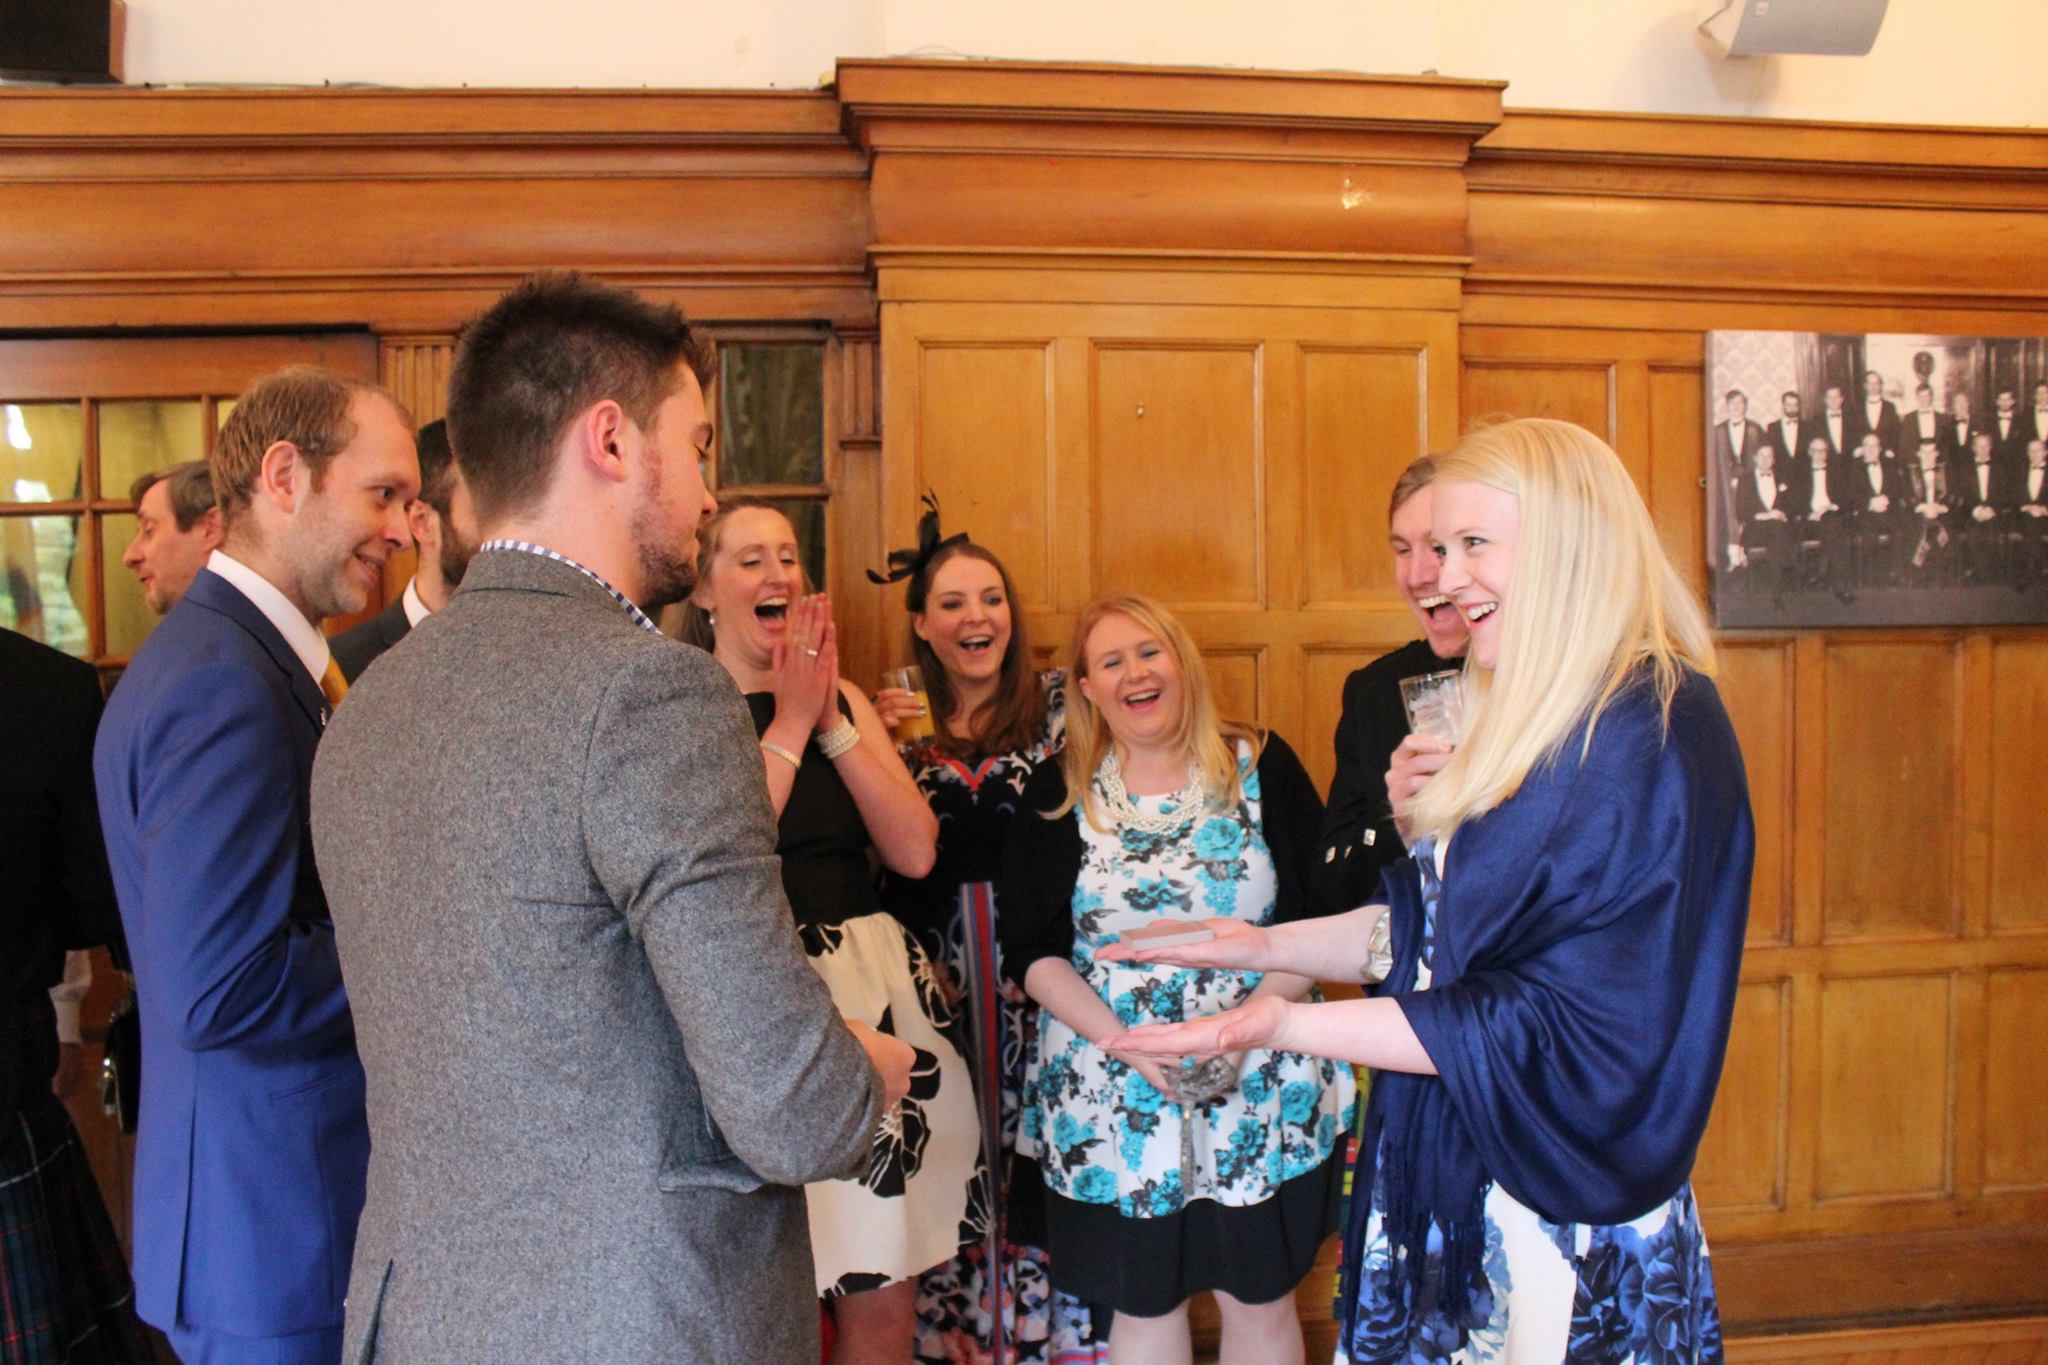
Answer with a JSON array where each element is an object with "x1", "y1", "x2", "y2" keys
[
  {"x1": 0, "y1": 88, "x2": 878, "y2": 331},
  {"x1": 1467, "y1": 107, "x2": 2048, "y2": 312},
  {"x1": 839, "y1": 59, "x2": 1502, "y2": 261}
]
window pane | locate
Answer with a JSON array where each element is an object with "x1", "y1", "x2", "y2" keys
[
  {"x1": 771, "y1": 499, "x2": 826, "y2": 596},
  {"x1": 2, "y1": 403, "x2": 86, "y2": 504},
  {"x1": 1, "y1": 511, "x2": 90, "y2": 657},
  {"x1": 101, "y1": 512, "x2": 156, "y2": 659},
  {"x1": 99, "y1": 400, "x2": 205, "y2": 504},
  {"x1": 216, "y1": 398, "x2": 236, "y2": 432},
  {"x1": 720, "y1": 344, "x2": 824, "y2": 487}
]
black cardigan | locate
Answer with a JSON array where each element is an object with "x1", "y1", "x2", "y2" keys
[{"x1": 997, "y1": 733, "x2": 1327, "y2": 985}]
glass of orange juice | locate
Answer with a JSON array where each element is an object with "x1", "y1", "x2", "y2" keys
[{"x1": 884, "y1": 665, "x2": 936, "y2": 741}]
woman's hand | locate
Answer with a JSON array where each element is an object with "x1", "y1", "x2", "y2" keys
[
  {"x1": 1092, "y1": 917, "x2": 1273, "y2": 973},
  {"x1": 1386, "y1": 733, "x2": 1453, "y2": 840},
  {"x1": 872, "y1": 686, "x2": 927, "y2": 735},
  {"x1": 1103, "y1": 1046, "x2": 1183, "y2": 1103},
  {"x1": 767, "y1": 595, "x2": 838, "y2": 739},
  {"x1": 1100, "y1": 994, "x2": 1293, "y2": 1062}
]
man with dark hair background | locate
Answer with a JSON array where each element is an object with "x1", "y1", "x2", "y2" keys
[
  {"x1": 331, "y1": 418, "x2": 479, "y2": 681},
  {"x1": 313, "y1": 273, "x2": 909, "y2": 1364},
  {"x1": 123, "y1": 460, "x2": 222, "y2": 615},
  {"x1": 95, "y1": 363, "x2": 418, "y2": 1365}
]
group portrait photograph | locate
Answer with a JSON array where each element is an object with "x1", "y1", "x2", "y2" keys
[{"x1": 4, "y1": 2, "x2": 2046, "y2": 1364}]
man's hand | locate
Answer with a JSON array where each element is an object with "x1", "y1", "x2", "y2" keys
[
  {"x1": 845, "y1": 1018, "x2": 915, "y2": 1109},
  {"x1": 51, "y1": 1042, "x2": 85, "y2": 1101}
]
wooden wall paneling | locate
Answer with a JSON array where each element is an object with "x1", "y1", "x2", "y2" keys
[
  {"x1": 1815, "y1": 972, "x2": 1955, "y2": 1203},
  {"x1": 1820, "y1": 640, "x2": 1962, "y2": 944},
  {"x1": 1988, "y1": 640, "x2": 2048, "y2": 936},
  {"x1": 375, "y1": 336, "x2": 454, "y2": 603},
  {"x1": 1647, "y1": 362, "x2": 1709, "y2": 600},
  {"x1": 1459, "y1": 359, "x2": 1613, "y2": 444},
  {"x1": 1298, "y1": 346, "x2": 1430, "y2": 609},
  {"x1": 1716, "y1": 639, "x2": 1795, "y2": 947},
  {"x1": 1091, "y1": 343, "x2": 1264, "y2": 610},
  {"x1": 1984, "y1": 969, "x2": 2048, "y2": 1193},
  {"x1": 1695, "y1": 977, "x2": 1790, "y2": 1213},
  {"x1": 0, "y1": 90, "x2": 876, "y2": 333},
  {"x1": 831, "y1": 331, "x2": 888, "y2": 688}
]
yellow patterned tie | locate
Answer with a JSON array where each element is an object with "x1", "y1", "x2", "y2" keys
[{"x1": 319, "y1": 657, "x2": 349, "y2": 711}]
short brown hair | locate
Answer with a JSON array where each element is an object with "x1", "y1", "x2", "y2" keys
[
  {"x1": 447, "y1": 273, "x2": 715, "y2": 525},
  {"x1": 414, "y1": 419, "x2": 460, "y2": 521},
  {"x1": 130, "y1": 460, "x2": 216, "y2": 531},
  {"x1": 1388, "y1": 455, "x2": 1439, "y2": 521},
  {"x1": 212, "y1": 365, "x2": 403, "y2": 524}
]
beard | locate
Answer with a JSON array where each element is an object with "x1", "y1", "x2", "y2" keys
[
  {"x1": 629, "y1": 454, "x2": 698, "y2": 612},
  {"x1": 437, "y1": 526, "x2": 474, "y2": 592}
]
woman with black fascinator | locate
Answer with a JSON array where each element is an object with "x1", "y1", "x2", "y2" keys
[{"x1": 872, "y1": 497, "x2": 1108, "y2": 1365}]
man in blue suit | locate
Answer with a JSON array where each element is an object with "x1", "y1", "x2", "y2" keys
[{"x1": 95, "y1": 364, "x2": 418, "y2": 1365}]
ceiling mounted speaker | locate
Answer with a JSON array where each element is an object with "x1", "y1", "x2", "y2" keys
[
  {"x1": 0, "y1": 0, "x2": 126, "y2": 83},
  {"x1": 1698, "y1": 0, "x2": 1889, "y2": 56}
]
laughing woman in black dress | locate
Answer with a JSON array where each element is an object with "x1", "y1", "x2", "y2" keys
[{"x1": 684, "y1": 497, "x2": 978, "y2": 1365}]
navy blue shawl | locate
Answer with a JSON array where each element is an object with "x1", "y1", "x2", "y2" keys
[{"x1": 1340, "y1": 668, "x2": 1754, "y2": 1343}]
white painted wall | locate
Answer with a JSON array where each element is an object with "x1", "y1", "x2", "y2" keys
[{"x1": 35, "y1": 0, "x2": 2048, "y2": 128}]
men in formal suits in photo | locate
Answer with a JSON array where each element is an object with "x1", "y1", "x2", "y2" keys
[
  {"x1": 94, "y1": 365, "x2": 419, "y2": 1365},
  {"x1": 1711, "y1": 389, "x2": 1766, "y2": 569},
  {"x1": 0, "y1": 628, "x2": 152, "y2": 1364},
  {"x1": 1945, "y1": 389, "x2": 1982, "y2": 471},
  {"x1": 1902, "y1": 384, "x2": 1945, "y2": 475},
  {"x1": 330, "y1": 419, "x2": 479, "y2": 682},
  {"x1": 1845, "y1": 368, "x2": 1901, "y2": 459},
  {"x1": 2024, "y1": 381, "x2": 2048, "y2": 449},
  {"x1": 1769, "y1": 390, "x2": 1807, "y2": 465},
  {"x1": 124, "y1": 461, "x2": 222, "y2": 615},
  {"x1": 1992, "y1": 388, "x2": 2027, "y2": 465},
  {"x1": 1789, "y1": 433, "x2": 1848, "y2": 587},
  {"x1": 1905, "y1": 437, "x2": 1956, "y2": 573},
  {"x1": 310, "y1": 274, "x2": 912, "y2": 1365},
  {"x1": 1844, "y1": 431, "x2": 1906, "y2": 585},
  {"x1": 1816, "y1": 384, "x2": 1850, "y2": 463},
  {"x1": 1956, "y1": 428, "x2": 2016, "y2": 582},
  {"x1": 1732, "y1": 439, "x2": 1796, "y2": 595},
  {"x1": 2016, "y1": 438, "x2": 2048, "y2": 587}
]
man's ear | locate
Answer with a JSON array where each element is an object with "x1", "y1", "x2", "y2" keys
[
  {"x1": 576, "y1": 400, "x2": 632, "y2": 485},
  {"x1": 407, "y1": 498, "x2": 436, "y2": 549},
  {"x1": 197, "y1": 506, "x2": 223, "y2": 549},
  {"x1": 255, "y1": 440, "x2": 302, "y2": 515}
]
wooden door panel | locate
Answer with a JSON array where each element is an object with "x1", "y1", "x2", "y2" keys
[
  {"x1": 1696, "y1": 978, "x2": 1789, "y2": 1212},
  {"x1": 914, "y1": 342, "x2": 1057, "y2": 612},
  {"x1": 1984, "y1": 969, "x2": 2048, "y2": 1192},
  {"x1": 1203, "y1": 646, "x2": 1264, "y2": 731},
  {"x1": 1816, "y1": 972, "x2": 1953, "y2": 1202},
  {"x1": 1716, "y1": 641, "x2": 1794, "y2": 947},
  {"x1": 1092, "y1": 344, "x2": 1263, "y2": 608},
  {"x1": 1299, "y1": 346, "x2": 1427, "y2": 609},
  {"x1": 1987, "y1": 641, "x2": 2048, "y2": 935},
  {"x1": 1460, "y1": 360, "x2": 1613, "y2": 445},
  {"x1": 1300, "y1": 644, "x2": 1412, "y2": 796},
  {"x1": 1822, "y1": 642, "x2": 1960, "y2": 942}
]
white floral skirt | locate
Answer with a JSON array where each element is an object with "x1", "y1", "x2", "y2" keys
[{"x1": 800, "y1": 911, "x2": 983, "y2": 1298}]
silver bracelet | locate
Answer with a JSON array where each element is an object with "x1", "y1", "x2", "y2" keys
[
  {"x1": 816, "y1": 718, "x2": 861, "y2": 760},
  {"x1": 760, "y1": 739, "x2": 803, "y2": 771}
]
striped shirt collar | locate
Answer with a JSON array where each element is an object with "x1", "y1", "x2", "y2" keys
[{"x1": 476, "y1": 539, "x2": 664, "y2": 638}]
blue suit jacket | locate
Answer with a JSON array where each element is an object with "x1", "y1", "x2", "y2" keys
[{"x1": 94, "y1": 568, "x2": 368, "y2": 1337}]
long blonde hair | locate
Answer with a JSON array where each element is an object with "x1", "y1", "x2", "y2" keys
[
  {"x1": 1056, "y1": 593, "x2": 1260, "y2": 830},
  {"x1": 1406, "y1": 418, "x2": 1715, "y2": 842}
]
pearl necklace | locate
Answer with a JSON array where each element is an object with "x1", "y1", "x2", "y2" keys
[{"x1": 1097, "y1": 750, "x2": 1206, "y2": 834}]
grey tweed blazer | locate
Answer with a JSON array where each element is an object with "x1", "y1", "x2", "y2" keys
[{"x1": 312, "y1": 549, "x2": 882, "y2": 1364}]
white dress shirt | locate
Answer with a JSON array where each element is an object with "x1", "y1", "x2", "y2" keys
[
  {"x1": 2028, "y1": 465, "x2": 2046, "y2": 505},
  {"x1": 1754, "y1": 471, "x2": 1778, "y2": 512},
  {"x1": 205, "y1": 549, "x2": 331, "y2": 688},
  {"x1": 401, "y1": 577, "x2": 432, "y2": 628}
]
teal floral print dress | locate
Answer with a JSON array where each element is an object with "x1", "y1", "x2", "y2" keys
[{"x1": 1018, "y1": 744, "x2": 1354, "y2": 1230}]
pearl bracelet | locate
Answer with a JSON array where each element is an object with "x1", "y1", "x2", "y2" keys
[
  {"x1": 816, "y1": 718, "x2": 861, "y2": 760},
  {"x1": 760, "y1": 739, "x2": 803, "y2": 771}
]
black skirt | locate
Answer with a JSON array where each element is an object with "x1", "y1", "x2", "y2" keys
[{"x1": 1040, "y1": 1142, "x2": 1345, "y2": 1318}]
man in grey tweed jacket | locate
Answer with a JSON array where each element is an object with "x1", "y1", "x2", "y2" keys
[{"x1": 312, "y1": 275, "x2": 909, "y2": 1363}]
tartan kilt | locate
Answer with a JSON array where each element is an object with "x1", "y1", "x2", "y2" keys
[{"x1": 0, "y1": 1096, "x2": 150, "y2": 1365}]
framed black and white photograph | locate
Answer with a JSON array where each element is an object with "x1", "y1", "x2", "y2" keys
[{"x1": 1705, "y1": 330, "x2": 2048, "y2": 628}]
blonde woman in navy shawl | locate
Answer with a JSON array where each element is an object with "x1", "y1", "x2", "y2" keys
[{"x1": 1099, "y1": 417, "x2": 1753, "y2": 1363}]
